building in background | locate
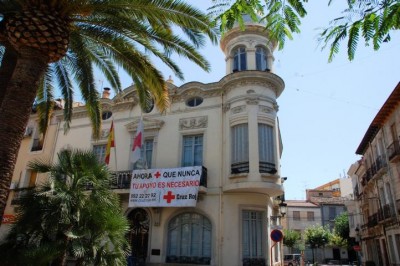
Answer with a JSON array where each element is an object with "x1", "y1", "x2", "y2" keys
[
  {"x1": 1, "y1": 17, "x2": 287, "y2": 266},
  {"x1": 283, "y1": 200, "x2": 320, "y2": 262},
  {"x1": 347, "y1": 83, "x2": 400, "y2": 266},
  {"x1": 0, "y1": 103, "x2": 61, "y2": 237},
  {"x1": 282, "y1": 177, "x2": 354, "y2": 264}
]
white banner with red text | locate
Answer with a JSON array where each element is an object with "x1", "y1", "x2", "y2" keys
[{"x1": 129, "y1": 166, "x2": 202, "y2": 207}]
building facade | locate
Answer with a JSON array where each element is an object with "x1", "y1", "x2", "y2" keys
[
  {"x1": 1, "y1": 18, "x2": 287, "y2": 266},
  {"x1": 347, "y1": 83, "x2": 400, "y2": 266},
  {"x1": 283, "y1": 200, "x2": 321, "y2": 262}
]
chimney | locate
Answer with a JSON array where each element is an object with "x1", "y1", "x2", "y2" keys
[{"x1": 102, "y1": 87, "x2": 111, "y2": 99}]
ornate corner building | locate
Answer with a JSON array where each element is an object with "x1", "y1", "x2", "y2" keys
[{"x1": 0, "y1": 17, "x2": 287, "y2": 266}]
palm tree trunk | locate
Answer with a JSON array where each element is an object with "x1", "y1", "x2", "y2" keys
[
  {"x1": 0, "y1": 43, "x2": 18, "y2": 106},
  {"x1": 0, "y1": 46, "x2": 48, "y2": 219}
]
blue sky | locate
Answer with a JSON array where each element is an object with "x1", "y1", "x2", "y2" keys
[{"x1": 98, "y1": 1, "x2": 400, "y2": 200}]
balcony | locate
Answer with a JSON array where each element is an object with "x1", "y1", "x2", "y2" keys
[
  {"x1": 374, "y1": 155, "x2": 387, "y2": 176},
  {"x1": 367, "y1": 213, "x2": 378, "y2": 228},
  {"x1": 377, "y1": 204, "x2": 392, "y2": 221},
  {"x1": 362, "y1": 156, "x2": 387, "y2": 187},
  {"x1": 387, "y1": 140, "x2": 400, "y2": 162}
]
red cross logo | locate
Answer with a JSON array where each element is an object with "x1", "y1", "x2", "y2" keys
[
  {"x1": 163, "y1": 191, "x2": 175, "y2": 203},
  {"x1": 154, "y1": 171, "x2": 161, "y2": 179}
]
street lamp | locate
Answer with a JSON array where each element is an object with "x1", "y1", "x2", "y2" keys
[
  {"x1": 270, "y1": 198, "x2": 287, "y2": 222},
  {"x1": 279, "y1": 201, "x2": 287, "y2": 217}
]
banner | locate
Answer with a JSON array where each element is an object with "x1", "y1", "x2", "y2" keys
[{"x1": 129, "y1": 166, "x2": 202, "y2": 207}]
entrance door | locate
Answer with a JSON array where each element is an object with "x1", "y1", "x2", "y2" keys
[
  {"x1": 332, "y1": 248, "x2": 341, "y2": 260},
  {"x1": 128, "y1": 208, "x2": 149, "y2": 266}
]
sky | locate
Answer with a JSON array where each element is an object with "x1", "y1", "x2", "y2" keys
[{"x1": 97, "y1": 1, "x2": 400, "y2": 200}]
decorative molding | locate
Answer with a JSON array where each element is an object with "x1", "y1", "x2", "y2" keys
[
  {"x1": 125, "y1": 117, "x2": 165, "y2": 132},
  {"x1": 259, "y1": 105, "x2": 273, "y2": 113},
  {"x1": 179, "y1": 116, "x2": 208, "y2": 131},
  {"x1": 100, "y1": 129, "x2": 109, "y2": 140},
  {"x1": 231, "y1": 105, "x2": 245, "y2": 114},
  {"x1": 171, "y1": 87, "x2": 222, "y2": 103},
  {"x1": 273, "y1": 103, "x2": 279, "y2": 111},
  {"x1": 246, "y1": 96, "x2": 259, "y2": 105}
]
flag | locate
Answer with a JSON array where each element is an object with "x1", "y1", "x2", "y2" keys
[
  {"x1": 131, "y1": 118, "x2": 144, "y2": 164},
  {"x1": 105, "y1": 121, "x2": 115, "y2": 165}
]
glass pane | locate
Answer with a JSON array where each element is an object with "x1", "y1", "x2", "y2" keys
[
  {"x1": 259, "y1": 124, "x2": 274, "y2": 163},
  {"x1": 242, "y1": 210, "x2": 264, "y2": 259},
  {"x1": 240, "y1": 52, "x2": 247, "y2": 70},
  {"x1": 182, "y1": 135, "x2": 203, "y2": 166},
  {"x1": 167, "y1": 212, "x2": 212, "y2": 261}
]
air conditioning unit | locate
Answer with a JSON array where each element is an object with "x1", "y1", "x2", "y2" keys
[{"x1": 24, "y1": 127, "x2": 33, "y2": 137}]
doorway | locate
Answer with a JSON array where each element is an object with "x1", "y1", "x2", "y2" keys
[{"x1": 128, "y1": 208, "x2": 150, "y2": 266}]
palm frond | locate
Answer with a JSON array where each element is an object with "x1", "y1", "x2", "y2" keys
[{"x1": 347, "y1": 21, "x2": 361, "y2": 60}]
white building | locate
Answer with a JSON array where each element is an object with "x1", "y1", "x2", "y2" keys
[{"x1": 2, "y1": 17, "x2": 287, "y2": 266}]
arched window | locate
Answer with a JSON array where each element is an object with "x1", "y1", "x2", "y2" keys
[
  {"x1": 166, "y1": 212, "x2": 212, "y2": 265},
  {"x1": 233, "y1": 46, "x2": 247, "y2": 72},
  {"x1": 256, "y1": 46, "x2": 268, "y2": 71}
]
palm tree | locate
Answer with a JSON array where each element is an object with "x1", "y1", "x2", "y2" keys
[
  {"x1": 0, "y1": 149, "x2": 129, "y2": 266},
  {"x1": 0, "y1": 0, "x2": 218, "y2": 219},
  {"x1": 209, "y1": 0, "x2": 307, "y2": 50}
]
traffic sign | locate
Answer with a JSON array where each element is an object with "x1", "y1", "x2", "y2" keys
[
  {"x1": 353, "y1": 245, "x2": 361, "y2": 251},
  {"x1": 270, "y1": 229, "x2": 283, "y2": 242}
]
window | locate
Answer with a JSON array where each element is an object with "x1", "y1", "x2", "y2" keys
[
  {"x1": 93, "y1": 144, "x2": 106, "y2": 164},
  {"x1": 233, "y1": 47, "x2": 247, "y2": 71},
  {"x1": 329, "y1": 207, "x2": 336, "y2": 221},
  {"x1": 102, "y1": 111, "x2": 112, "y2": 120},
  {"x1": 31, "y1": 138, "x2": 43, "y2": 151},
  {"x1": 231, "y1": 124, "x2": 249, "y2": 174},
  {"x1": 182, "y1": 135, "x2": 203, "y2": 167},
  {"x1": 186, "y1": 97, "x2": 203, "y2": 107},
  {"x1": 143, "y1": 139, "x2": 153, "y2": 168},
  {"x1": 307, "y1": 212, "x2": 314, "y2": 221},
  {"x1": 256, "y1": 46, "x2": 268, "y2": 71},
  {"x1": 258, "y1": 124, "x2": 275, "y2": 173},
  {"x1": 242, "y1": 210, "x2": 265, "y2": 265},
  {"x1": 133, "y1": 138, "x2": 154, "y2": 169},
  {"x1": 293, "y1": 211, "x2": 300, "y2": 221},
  {"x1": 21, "y1": 170, "x2": 37, "y2": 188},
  {"x1": 166, "y1": 212, "x2": 211, "y2": 265}
]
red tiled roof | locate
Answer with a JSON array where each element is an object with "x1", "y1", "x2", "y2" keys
[{"x1": 285, "y1": 200, "x2": 319, "y2": 207}]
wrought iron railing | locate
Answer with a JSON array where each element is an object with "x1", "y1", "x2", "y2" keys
[
  {"x1": 231, "y1": 161, "x2": 249, "y2": 174},
  {"x1": 387, "y1": 140, "x2": 400, "y2": 161},
  {"x1": 259, "y1": 161, "x2": 276, "y2": 174}
]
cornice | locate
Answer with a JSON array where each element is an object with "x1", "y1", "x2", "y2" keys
[
  {"x1": 170, "y1": 82, "x2": 222, "y2": 103},
  {"x1": 219, "y1": 71, "x2": 285, "y2": 98},
  {"x1": 220, "y1": 25, "x2": 277, "y2": 52}
]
